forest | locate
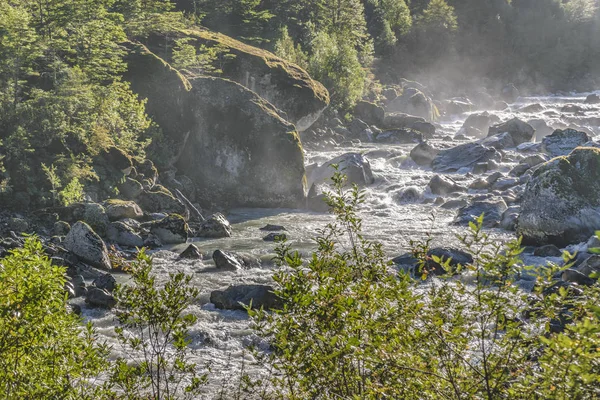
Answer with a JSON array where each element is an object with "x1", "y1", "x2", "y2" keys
[{"x1": 1, "y1": 0, "x2": 600, "y2": 399}]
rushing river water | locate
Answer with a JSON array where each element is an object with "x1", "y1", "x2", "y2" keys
[{"x1": 80, "y1": 91, "x2": 600, "y2": 396}]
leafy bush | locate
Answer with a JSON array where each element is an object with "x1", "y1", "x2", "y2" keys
[
  {"x1": 111, "y1": 249, "x2": 207, "y2": 399},
  {"x1": 251, "y1": 170, "x2": 600, "y2": 399},
  {"x1": 0, "y1": 237, "x2": 109, "y2": 400},
  {"x1": 308, "y1": 32, "x2": 367, "y2": 111}
]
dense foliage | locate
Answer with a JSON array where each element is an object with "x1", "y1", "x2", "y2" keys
[
  {"x1": 0, "y1": 237, "x2": 109, "y2": 399},
  {"x1": 250, "y1": 171, "x2": 600, "y2": 399}
]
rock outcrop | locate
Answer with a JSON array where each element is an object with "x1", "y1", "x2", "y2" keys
[
  {"x1": 148, "y1": 29, "x2": 329, "y2": 132},
  {"x1": 125, "y1": 43, "x2": 307, "y2": 208},
  {"x1": 517, "y1": 147, "x2": 600, "y2": 246}
]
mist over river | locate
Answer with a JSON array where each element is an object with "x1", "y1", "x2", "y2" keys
[{"x1": 80, "y1": 91, "x2": 600, "y2": 396}]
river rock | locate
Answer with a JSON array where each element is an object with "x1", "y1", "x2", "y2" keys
[
  {"x1": 259, "y1": 224, "x2": 286, "y2": 231},
  {"x1": 93, "y1": 273, "x2": 117, "y2": 293},
  {"x1": 517, "y1": 147, "x2": 600, "y2": 246},
  {"x1": 445, "y1": 99, "x2": 473, "y2": 115},
  {"x1": 459, "y1": 112, "x2": 501, "y2": 138},
  {"x1": 71, "y1": 274, "x2": 87, "y2": 297},
  {"x1": 64, "y1": 221, "x2": 112, "y2": 270},
  {"x1": 309, "y1": 153, "x2": 374, "y2": 187},
  {"x1": 562, "y1": 269, "x2": 595, "y2": 286},
  {"x1": 481, "y1": 132, "x2": 515, "y2": 149},
  {"x1": 213, "y1": 250, "x2": 259, "y2": 271},
  {"x1": 375, "y1": 129, "x2": 423, "y2": 144},
  {"x1": 454, "y1": 198, "x2": 508, "y2": 228},
  {"x1": 542, "y1": 129, "x2": 590, "y2": 157},
  {"x1": 197, "y1": 213, "x2": 232, "y2": 238},
  {"x1": 383, "y1": 113, "x2": 435, "y2": 137},
  {"x1": 386, "y1": 88, "x2": 439, "y2": 121},
  {"x1": 263, "y1": 232, "x2": 287, "y2": 242},
  {"x1": 499, "y1": 205, "x2": 520, "y2": 231},
  {"x1": 354, "y1": 101, "x2": 385, "y2": 126},
  {"x1": 533, "y1": 245, "x2": 562, "y2": 258},
  {"x1": 528, "y1": 119, "x2": 555, "y2": 142},
  {"x1": 85, "y1": 287, "x2": 116, "y2": 309},
  {"x1": 410, "y1": 142, "x2": 439, "y2": 167},
  {"x1": 105, "y1": 200, "x2": 143, "y2": 221},
  {"x1": 210, "y1": 284, "x2": 280, "y2": 311},
  {"x1": 148, "y1": 215, "x2": 189, "y2": 244},
  {"x1": 395, "y1": 186, "x2": 423, "y2": 204},
  {"x1": 577, "y1": 255, "x2": 600, "y2": 277},
  {"x1": 432, "y1": 143, "x2": 496, "y2": 172},
  {"x1": 125, "y1": 43, "x2": 307, "y2": 208},
  {"x1": 519, "y1": 103, "x2": 545, "y2": 113},
  {"x1": 487, "y1": 118, "x2": 535, "y2": 146},
  {"x1": 179, "y1": 244, "x2": 202, "y2": 260},
  {"x1": 348, "y1": 119, "x2": 369, "y2": 136},
  {"x1": 585, "y1": 94, "x2": 600, "y2": 104},
  {"x1": 427, "y1": 175, "x2": 465, "y2": 196},
  {"x1": 427, "y1": 248, "x2": 474, "y2": 275},
  {"x1": 53, "y1": 221, "x2": 71, "y2": 236},
  {"x1": 106, "y1": 221, "x2": 144, "y2": 247}
]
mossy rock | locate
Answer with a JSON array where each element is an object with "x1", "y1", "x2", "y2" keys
[
  {"x1": 179, "y1": 77, "x2": 306, "y2": 208},
  {"x1": 148, "y1": 214, "x2": 189, "y2": 244},
  {"x1": 138, "y1": 188, "x2": 187, "y2": 217},
  {"x1": 147, "y1": 29, "x2": 330, "y2": 132},
  {"x1": 517, "y1": 147, "x2": 600, "y2": 246}
]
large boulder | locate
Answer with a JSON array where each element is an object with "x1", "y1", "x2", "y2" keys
[
  {"x1": 432, "y1": 143, "x2": 497, "y2": 172},
  {"x1": 459, "y1": 112, "x2": 501, "y2": 138},
  {"x1": 487, "y1": 118, "x2": 535, "y2": 146},
  {"x1": 147, "y1": 30, "x2": 329, "y2": 131},
  {"x1": 383, "y1": 113, "x2": 435, "y2": 137},
  {"x1": 213, "y1": 250, "x2": 259, "y2": 271},
  {"x1": 386, "y1": 88, "x2": 439, "y2": 122},
  {"x1": 585, "y1": 94, "x2": 600, "y2": 104},
  {"x1": 125, "y1": 43, "x2": 307, "y2": 208},
  {"x1": 427, "y1": 175, "x2": 465, "y2": 196},
  {"x1": 147, "y1": 214, "x2": 189, "y2": 244},
  {"x1": 106, "y1": 221, "x2": 144, "y2": 247},
  {"x1": 197, "y1": 213, "x2": 232, "y2": 238},
  {"x1": 542, "y1": 129, "x2": 590, "y2": 157},
  {"x1": 309, "y1": 153, "x2": 374, "y2": 187},
  {"x1": 180, "y1": 77, "x2": 307, "y2": 207},
  {"x1": 104, "y1": 200, "x2": 143, "y2": 221},
  {"x1": 64, "y1": 221, "x2": 112, "y2": 270},
  {"x1": 517, "y1": 147, "x2": 600, "y2": 246},
  {"x1": 454, "y1": 199, "x2": 508, "y2": 228},
  {"x1": 410, "y1": 142, "x2": 439, "y2": 167}
]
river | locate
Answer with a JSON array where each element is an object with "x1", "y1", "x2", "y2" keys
[{"x1": 80, "y1": 90, "x2": 600, "y2": 397}]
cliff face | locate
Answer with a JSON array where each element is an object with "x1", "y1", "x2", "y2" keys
[
  {"x1": 147, "y1": 29, "x2": 330, "y2": 132},
  {"x1": 124, "y1": 42, "x2": 306, "y2": 208}
]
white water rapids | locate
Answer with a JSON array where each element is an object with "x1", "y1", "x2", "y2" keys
[{"x1": 79, "y1": 91, "x2": 600, "y2": 397}]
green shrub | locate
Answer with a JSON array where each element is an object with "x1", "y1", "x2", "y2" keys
[
  {"x1": 251, "y1": 170, "x2": 600, "y2": 399},
  {"x1": 0, "y1": 237, "x2": 109, "y2": 400},
  {"x1": 111, "y1": 249, "x2": 207, "y2": 399}
]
